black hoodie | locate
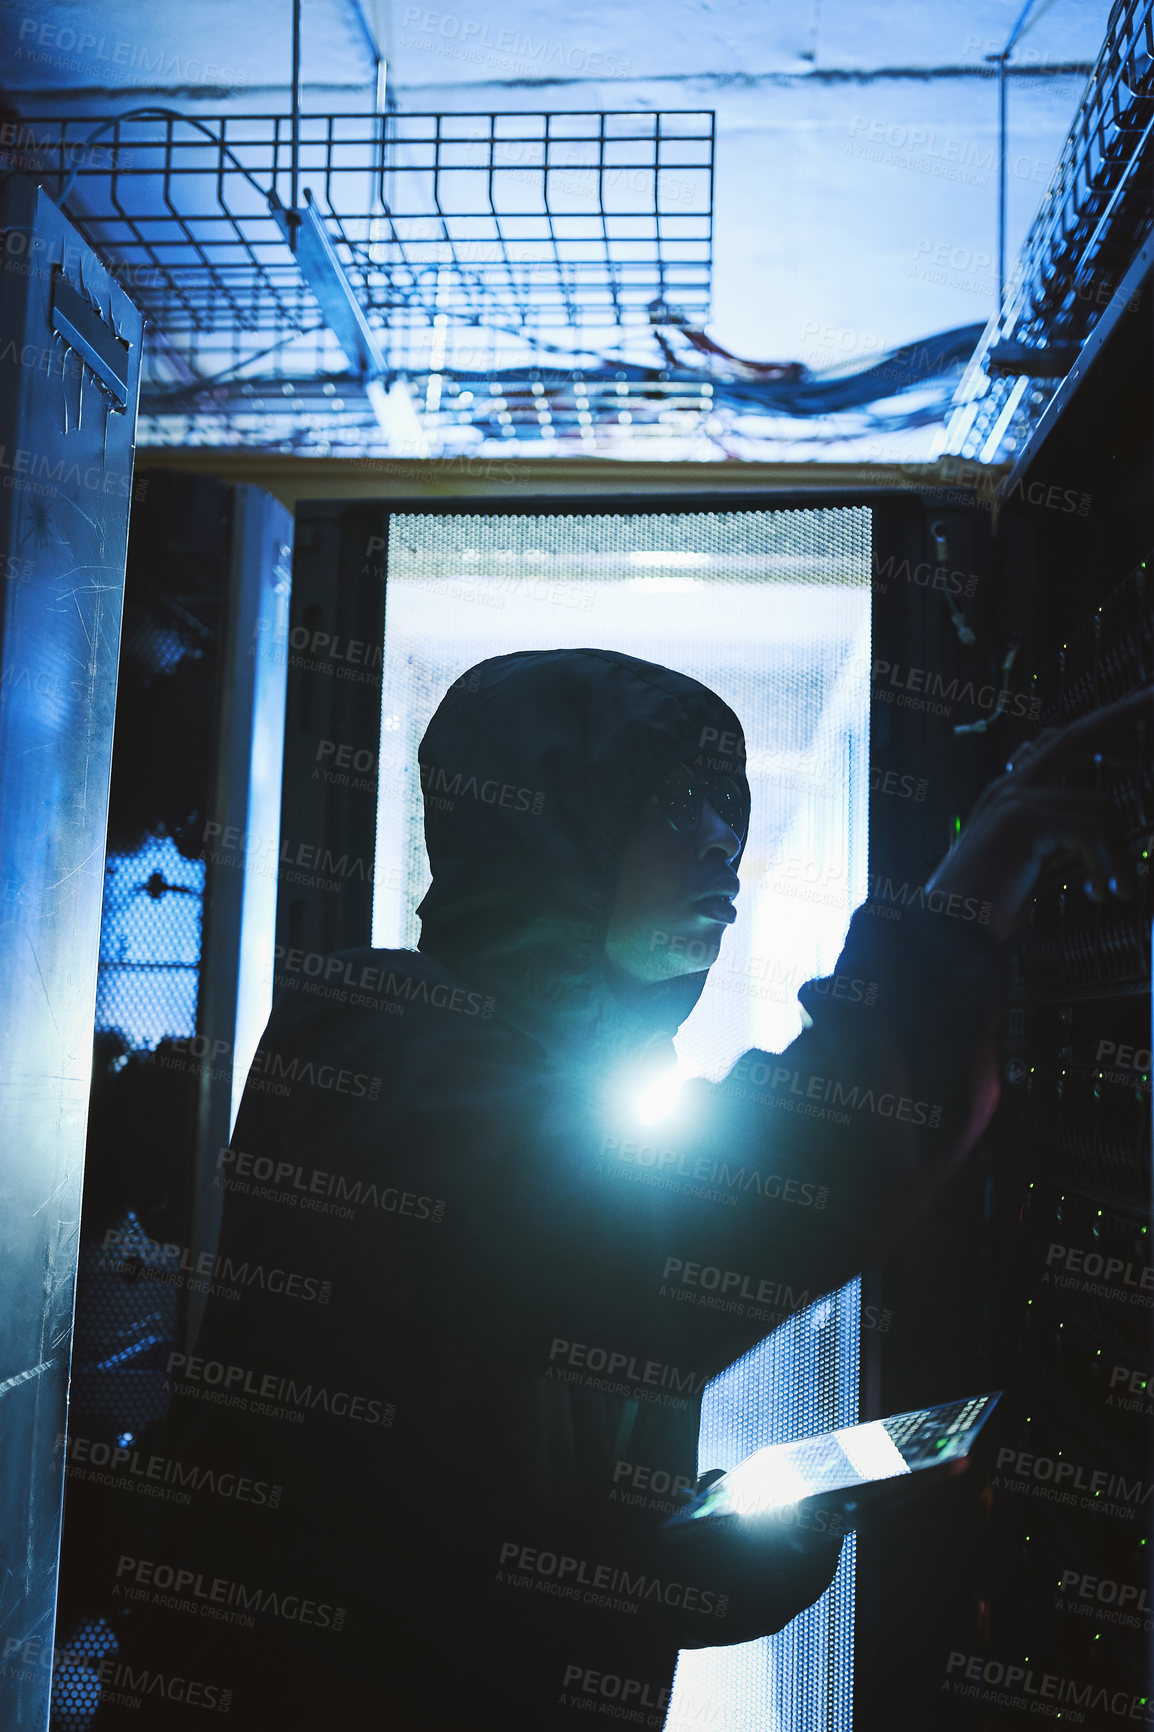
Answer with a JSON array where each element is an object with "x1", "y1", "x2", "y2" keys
[{"x1": 96, "y1": 649, "x2": 1005, "y2": 1731}]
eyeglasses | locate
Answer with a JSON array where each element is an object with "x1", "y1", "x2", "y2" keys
[{"x1": 653, "y1": 761, "x2": 749, "y2": 843}]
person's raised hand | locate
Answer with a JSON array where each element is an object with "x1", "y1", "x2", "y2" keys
[{"x1": 924, "y1": 684, "x2": 1153, "y2": 942}]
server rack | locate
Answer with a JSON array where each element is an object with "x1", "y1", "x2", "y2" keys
[
  {"x1": 856, "y1": 227, "x2": 1153, "y2": 1727},
  {"x1": 986, "y1": 245, "x2": 1153, "y2": 1724},
  {"x1": 50, "y1": 472, "x2": 292, "y2": 1730}
]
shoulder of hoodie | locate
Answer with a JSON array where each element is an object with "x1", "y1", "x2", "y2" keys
[
  {"x1": 254, "y1": 948, "x2": 553, "y2": 1133},
  {"x1": 263, "y1": 946, "x2": 522, "y2": 1060}
]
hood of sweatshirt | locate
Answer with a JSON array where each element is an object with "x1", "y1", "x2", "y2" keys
[{"x1": 415, "y1": 647, "x2": 748, "y2": 1072}]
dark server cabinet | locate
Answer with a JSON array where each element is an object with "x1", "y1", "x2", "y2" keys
[
  {"x1": 49, "y1": 472, "x2": 291, "y2": 1729},
  {"x1": 987, "y1": 259, "x2": 1153, "y2": 1723},
  {"x1": 856, "y1": 257, "x2": 1153, "y2": 1723}
]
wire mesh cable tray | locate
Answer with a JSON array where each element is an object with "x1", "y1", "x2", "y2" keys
[{"x1": 7, "y1": 108, "x2": 714, "y2": 353}]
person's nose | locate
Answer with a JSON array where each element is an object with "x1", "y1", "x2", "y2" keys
[{"x1": 699, "y1": 800, "x2": 742, "y2": 866}]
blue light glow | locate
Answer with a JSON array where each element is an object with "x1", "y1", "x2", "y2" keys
[{"x1": 633, "y1": 1065, "x2": 685, "y2": 1127}]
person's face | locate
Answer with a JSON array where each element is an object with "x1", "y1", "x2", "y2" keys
[{"x1": 604, "y1": 785, "x2": 743, "y2": 983}]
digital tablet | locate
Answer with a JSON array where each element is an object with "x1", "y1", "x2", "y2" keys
[{"x1": 663, "y1": 1391, "x2": 1002, "y2": 1535}]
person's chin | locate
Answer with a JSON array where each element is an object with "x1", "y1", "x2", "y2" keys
[
  {"x1": 675, "y1": 920, "x2": 726, "y2": 970},
  {"x1": 618, "y1": 916, "x2": 729, "y2": 982}
]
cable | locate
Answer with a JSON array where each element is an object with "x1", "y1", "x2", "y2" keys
[
  {"x1": 648, "y1": 300, "x2": 805, "y2": 381},
  {"x1": 954, "y1": 638, "x2": 1023, "y2": 735},
  {"x1": 930, "y1": 519, "x2": 977, "y2": 646},
  {"x1": 650, "y1": 316, "x2": 987, "y2": 414}
]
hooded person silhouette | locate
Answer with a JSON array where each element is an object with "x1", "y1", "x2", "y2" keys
[{"x1": 91, "y1": 648, "x2": 1007, "y2": 1730}]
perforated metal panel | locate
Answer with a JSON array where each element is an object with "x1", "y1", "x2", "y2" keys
[
  {"x1": 95, "y1": 836, "x2": 205, "y2": 1051},
  {"x1": 69, "y1": 1208, "x2": 182, "y2": 1440},
  {"x1": 48, "y1": 1618, "x2": 116, "y2": 1732},
  {"x1": 678, "y1": 1284, "x2": 860, "y2": 1732}
]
